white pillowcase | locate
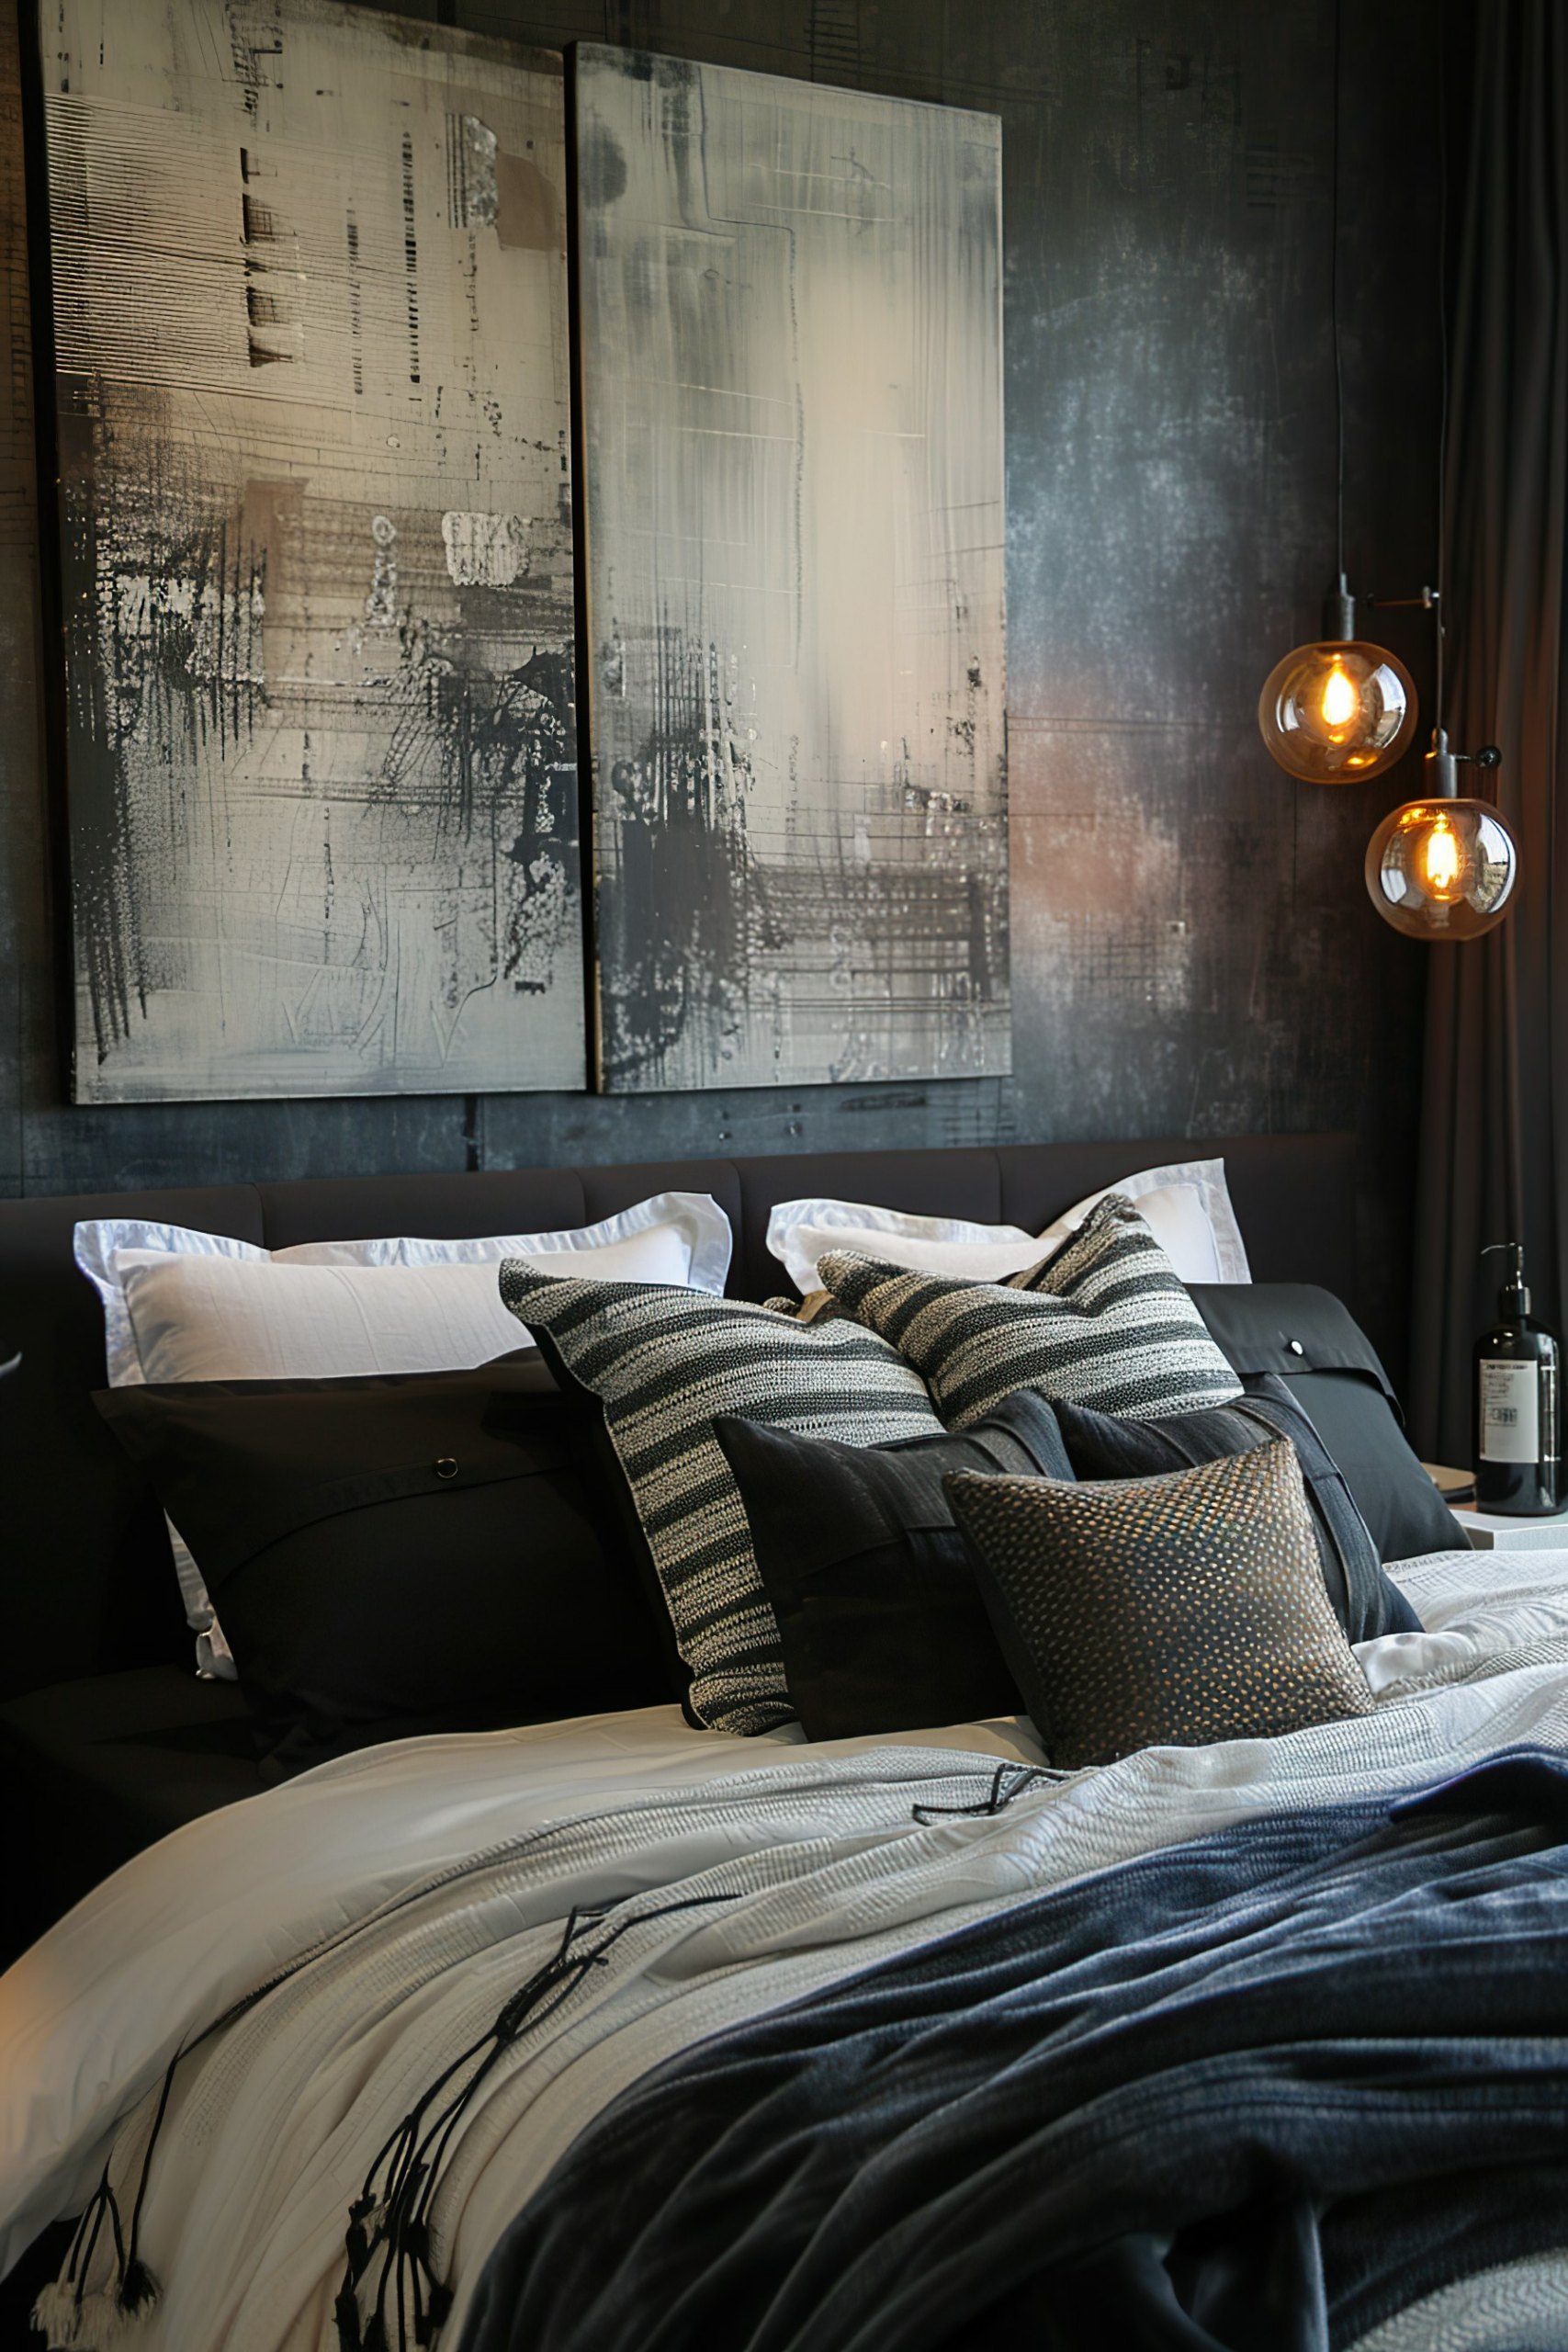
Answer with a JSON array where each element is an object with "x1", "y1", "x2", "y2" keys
[
  {"x1": 1033, "y1": 1166, "x2": 1249, "y2": 1283},
  {"x1": 118, "y1": 1256, "x2": 543, "y2": 1385},
  {"x1": 75, "y1": 1193, "x2": 732, "y2": 1677},
  {"x1": 767, "y1": 1159, "x2": 1251, "y2": 1295}
]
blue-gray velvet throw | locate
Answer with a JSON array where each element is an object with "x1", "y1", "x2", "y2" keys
[{"x1": 457, "y1": 1750, "x2": 1568, "y2": 2352}]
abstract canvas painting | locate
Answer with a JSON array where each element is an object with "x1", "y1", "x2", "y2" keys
[
  {"x1": 41, "y1": 0, "x2": 582, "y2": 1101},
  {"x1": 575, "y1": 46, "x2": 1009, "y2": 1094}
]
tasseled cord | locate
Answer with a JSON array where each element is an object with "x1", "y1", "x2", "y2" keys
[
  {"x1": 910, "y1": 1762, "x2": 1058, "y2": 1825},
  {"x1": 32, "y1": 2052, "x2": 176, "y2": 2347},
  {"x1": 333, "y1": 1891, "x2": 732, "y2": 2350}
]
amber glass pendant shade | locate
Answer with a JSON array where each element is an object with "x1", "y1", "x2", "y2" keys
[
  {"x1": 1364, "y1": 797, "x2": 1519, "y2": 939},
  {"x1": 1258, "y1": 638, "x2": 1418, "y2": 783}
]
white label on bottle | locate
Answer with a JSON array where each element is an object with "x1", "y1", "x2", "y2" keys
[{"x1": 1480, "y1": 1361, "x2": 1540, "y2": 1464}]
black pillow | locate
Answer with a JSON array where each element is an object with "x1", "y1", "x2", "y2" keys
[
  {"x1": 1189, "y1": 1284, "x2": 1458, "y2": 1566},
  {"x1": 1052, "y1": 1376, "x2": 1421, "y2": 1643},
  {"x1": 95, "y1": 1356, "x2": 669, "y2": 1753},
  {"x1": 714, "y1": 1392, "x2": 1072, "y2": 1741}
]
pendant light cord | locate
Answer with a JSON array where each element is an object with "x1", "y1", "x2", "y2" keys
[
  {"x1": 1434, "y1": 0, "x2": 1449, "y2": 736},
  {"x1": 1331, "y1": 0, "x2": 1345, "y2": 582}
]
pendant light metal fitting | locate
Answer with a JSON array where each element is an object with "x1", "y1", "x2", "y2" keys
[
  {"x1": 1424, "y1": 729, "x2": 1501, "y2": 798},
  {"x1": 1321, "y1": 574, "x2": 1356, "y2": 640},
  {"x1": 1364, "y1": 584, "x2": 1439, "y2": 613},
  {"x1": 1350, "y1": 588, "x2": 1500, "y2": 790}
]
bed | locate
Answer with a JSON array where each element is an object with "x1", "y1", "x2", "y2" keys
[
  {"x1": 0, "y1": 1132, "x2": 1356, "y2": 1943},
  {"x1": 6, "y1": 1133, "x2": 1564, "y2": 2350}
]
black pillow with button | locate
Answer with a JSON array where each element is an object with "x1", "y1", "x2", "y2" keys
[
  {"x1": 95, "y1": 1356, "x2": 669, "y2": 1755},
  {"x1": 1051, "y1": 1376, "x2": 1420, "y2": 1642},
  {"x1": 1189, "y1": 1283, "x2": 1459, "y2": 1566}
]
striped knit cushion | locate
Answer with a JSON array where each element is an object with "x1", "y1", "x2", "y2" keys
[
  {"x1": 818, "y1": 1193, "x2": 1242, "y2": 1431},
  {"x1": 497, "y1": 1264, "x2": 944, "y2": 1735}
]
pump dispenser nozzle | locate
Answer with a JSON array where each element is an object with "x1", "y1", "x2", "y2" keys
[{"x1": 1483, "y1": 1241, "x2": 1530, "y2": 1317}]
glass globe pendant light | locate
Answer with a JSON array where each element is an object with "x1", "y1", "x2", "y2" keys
[
  {"x1": 1258, "y1": 578, "x2": 1417, "y2": 783},
  {"x1": 1365, "y1": 739, "x2": 1517, "y2": 941}
]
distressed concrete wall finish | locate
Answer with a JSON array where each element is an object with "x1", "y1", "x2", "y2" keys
[{"x1": 0, "y1": 0, "x2": 1439, "y2": 1370}]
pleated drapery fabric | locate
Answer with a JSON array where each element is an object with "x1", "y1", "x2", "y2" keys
[{"x1": 1412, "y1": 0, "x2": 1568, "y2": 1464}]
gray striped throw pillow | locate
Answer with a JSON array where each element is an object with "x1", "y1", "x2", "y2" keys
[
  {"x1": 497, "y1": 1264, "x2": 944, "y2": 1736},
  {"x1": 818, "y1": 1193, "x2": 1242, "y2": 1430}
]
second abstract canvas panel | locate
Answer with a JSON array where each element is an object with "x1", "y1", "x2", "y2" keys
[{"x1": 574, "y1": 45, "x2": 1010, "y2": 1094}]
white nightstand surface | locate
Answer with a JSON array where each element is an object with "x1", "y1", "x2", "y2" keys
[{"x1": 1450, "y1": 1503, "x2": 1568, "y2": 1550}]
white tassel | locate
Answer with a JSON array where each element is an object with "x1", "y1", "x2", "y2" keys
[
  {"x1": 31, "y1": 2280, "x2": 85, "y2": 2343},
  {"x1": 32, "y1": 2278, "x2": 160, "y2": 2350}
]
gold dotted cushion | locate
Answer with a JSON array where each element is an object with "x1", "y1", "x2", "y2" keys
[{"x1": 943, "y1": 1439, "x2": 1375, "y2": 1770}]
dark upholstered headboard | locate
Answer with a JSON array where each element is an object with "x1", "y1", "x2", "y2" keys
[{"x1": 0, "y1": 1133, "x2": 1355, "y2": 1702}]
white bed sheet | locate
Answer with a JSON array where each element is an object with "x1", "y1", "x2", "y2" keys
[
  {"x1": 0, "y1": 1707, "x2": 1040, "y2": 2277},
  {"x1": 2, "y1": 1543, "x2": 1562, "y2": 2346}
]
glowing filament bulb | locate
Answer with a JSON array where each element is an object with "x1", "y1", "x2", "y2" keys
[
  {"x1": 1423, "y1": 815, "x2": 1461, "y2": 898},
  {"x1": 1258, "y1": 637, "x2": 1416, "y2": 781},
  {"x1": 1320, "y1": 664, "x2": 1357, "y2": 730},
  {"x1": 1366, "y1": 793, "x2": 1518, "y2": 938}
]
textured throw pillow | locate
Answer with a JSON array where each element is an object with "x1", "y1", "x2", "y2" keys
[
  {"x1": 1051, "y1": 1376, "x2": 1422, "y2": 1644},
  {"x1": 497, "y1": 1266, "x2": 946, "y2": 1735},
  {"x1": 818, "y1": 1194, "x2": 1242, "y2": 1431},
  {"x1": 1189, "y1": 1283, "x2": 1460, "y2": 1566},
  {"x1": 94, "y1": 1357, "x2": 668, "y2": 1755},
  {"x1": 945, "y1": 1440, "x2": 1376, "y2": 1770},
  {"x1": 714, "y1": 1392, "x2": 1072, "y2": 1741}
]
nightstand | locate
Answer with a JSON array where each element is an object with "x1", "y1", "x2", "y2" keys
[
  {"x1": 1448, "y1": 1501, "x2": 1568, "y2": 1550},
  {"x1": 1422, "y1": 1461, "x2": 1476, "y2": 1505}
]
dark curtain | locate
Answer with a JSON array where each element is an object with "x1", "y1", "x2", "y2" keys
[{"x1": 1412, "y1": 0, "x2": 1568, "y2": 1465}]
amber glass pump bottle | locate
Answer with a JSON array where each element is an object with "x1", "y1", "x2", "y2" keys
[{"x1": 1473, "y1": 1244, "x2": 1562, "y2": 1516}]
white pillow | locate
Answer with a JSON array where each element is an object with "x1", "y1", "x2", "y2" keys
[
  {"x1": 118, "y1": 1256, "x2": 541, "y2": 1385},
  {"x1": 75, "y1": 1193, "x2": 732, "y2": 1676},
  {"x1": 1030, "y1": 1160, "x2": 1250, "y2": 1282},
  {"x1": 767, "y1": 1159, "x2": 1251, "y2": 1295}
]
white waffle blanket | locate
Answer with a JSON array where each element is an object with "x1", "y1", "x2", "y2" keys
[{"x1": 4, "y1": 1544, "x2": 1567, "y2": 2349}]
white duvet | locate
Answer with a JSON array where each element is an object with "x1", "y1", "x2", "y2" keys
[{"x1": 6, "y1": 1544, "x2": 1568, "y2": 2348}]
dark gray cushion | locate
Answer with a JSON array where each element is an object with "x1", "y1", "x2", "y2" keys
[
  {"x1": 716, "y1": 1393, "x2": 1072, "y2": 1741},
  {"x1": 1051, "y1": 1375, "x2": 1422, "y2": 1643}
]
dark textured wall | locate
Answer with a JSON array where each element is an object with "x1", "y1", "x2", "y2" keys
[{"x1": 0, "y1": 0, "x2": 1442, "y2": 1367}]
